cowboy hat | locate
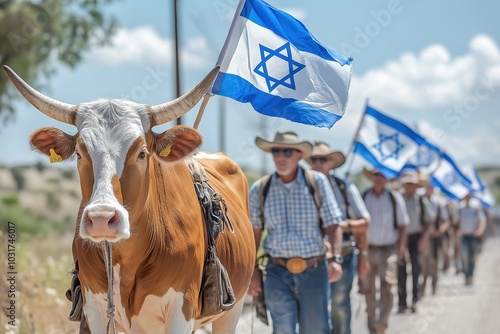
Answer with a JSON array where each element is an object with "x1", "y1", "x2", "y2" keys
[
  {"x1": 362, "y1": 167, "x2": 387, "y2": 182},
  {"x1": 398, "y1": 170, "x2": 420, "y2": 185},
  {"x1": 255, "y1": 131, "x2": 313, "y2": 158},
  {"x1": 306, "y1": 141, "x2": 346, "y2": 168}
]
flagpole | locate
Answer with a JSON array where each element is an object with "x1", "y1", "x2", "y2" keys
[
  {"x1": 343, "y1": 98, "x2": 369, "y2": 179},
  {"x1": 193, "y1": 94, "x2": 212, "y2": 129}
]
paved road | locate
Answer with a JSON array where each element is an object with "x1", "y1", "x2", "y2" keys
[{"x1": 197, "y1": 231, "x2": 500, "y2": 334}]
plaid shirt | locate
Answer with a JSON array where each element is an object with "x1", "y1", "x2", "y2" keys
[{"x1": 249, "y1": 168, "x2": 343, "y2": 258}]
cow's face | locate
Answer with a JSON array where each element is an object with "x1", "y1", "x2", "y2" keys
[
  {"x1": 4, "y1": 65, "x2": 216, "y2": 243},
  {"x1": 30, "y1": 101, "x2": 202, "y2": 243}
]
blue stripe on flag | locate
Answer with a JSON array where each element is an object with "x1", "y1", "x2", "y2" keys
[
  {"x1": 430, "y1": 176, "x2": 461, "y2": 202},
  {"x1": 240, "y1": 0, "x2": 352, "y2": 66},
  {"x1": 353, "y1": 142, "x2": 399, "y2": 178},
  {"x1": 365, "y1": 106, "x2": 426, "y2": 145},
  {"x1": 442, "y1": 153, "x2": 472, "y2": 187},
  {"x1": 212, "y1": 72, "x2": 342, "y2": 128}
]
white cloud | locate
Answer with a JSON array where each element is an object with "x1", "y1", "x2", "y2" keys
[
  {"x1": 281, "y1": 7, "x2": 307, "y2": 21},
  {"x1": 350, "y1": 34, "x2": 500, "y2": 110},
  {"x1": 415, "y1": 120, "x2": 500, "y2": 168},
  {"x1": 89, "y1": 26, "x2": 211, "y2": 69}
]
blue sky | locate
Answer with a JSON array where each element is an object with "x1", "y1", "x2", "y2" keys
[{"x1": 1, "y1": 0, "x2": 499, "y2": 175}]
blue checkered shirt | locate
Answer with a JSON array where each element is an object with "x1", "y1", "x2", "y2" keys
[{"x1": 249, "y1": 168, "x2": 343, "y2": 258}]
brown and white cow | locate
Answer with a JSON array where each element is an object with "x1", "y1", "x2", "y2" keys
[{"x1": 4, "y1": 65, "x2": 255, "y2": 333}]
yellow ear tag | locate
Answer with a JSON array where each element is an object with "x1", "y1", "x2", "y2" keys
[
  {"x1": 159, "y1": 143, "x2": 173, "y2": 157},
  {"x1": 49, "y1": 148, "x2": 62, "y2": 163}
]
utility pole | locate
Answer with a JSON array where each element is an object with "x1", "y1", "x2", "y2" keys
[{"x1": 173, "y1": 0, "x2": 182, "y2": 125}]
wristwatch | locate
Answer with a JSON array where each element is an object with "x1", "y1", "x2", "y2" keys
[{"x1": 330, "y1": 254, "x2": 344, "y2": 265}]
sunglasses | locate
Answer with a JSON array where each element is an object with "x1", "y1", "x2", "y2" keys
[
  {"x1": 271, "y1": 148, "x2": 298, "y2": 158},
  {"x1": 310, "y1": 156, "x2": 328, "y2": 164}
]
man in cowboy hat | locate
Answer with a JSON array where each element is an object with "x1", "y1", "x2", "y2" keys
[
  {"x1": 359, "y1": 167, "x2": 409, "y2": 334},
  {"x1": 307, "y1": 141, "x2": 371, "y2": 334},
  {"x1": 397, "y1": 170, "x2": 434, "y2": 314},
  {"x1": 247, "y1": 131, "x2": 344, "y2": 334}
]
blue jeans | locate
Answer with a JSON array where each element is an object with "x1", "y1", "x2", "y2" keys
[
  {"x1": 461, "y1": 235, "x2": 479, "y2": 278},
  {"x1": 330, "y1": 252, "x2": 357, "y2": 334},
  {"x1": 264, "y1": 260, "x2": 330, "y2": 334}
]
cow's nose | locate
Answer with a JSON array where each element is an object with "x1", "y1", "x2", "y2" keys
[{"x1": 86, "y1": 210, "x2": 118, "y2": 237}]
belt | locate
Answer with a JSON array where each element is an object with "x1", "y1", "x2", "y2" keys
[
  {"x1": 269, "y1": 255, "x2": 325, "y2": 274},
  {"x1": 342, "y1": 246, "x2": 355, "y2": 257},
  {"x1": 369, "y1": 244, "x2": 396, "y2": 251}
]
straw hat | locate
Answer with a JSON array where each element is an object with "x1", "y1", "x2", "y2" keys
[
  {"x1": 255, "y1": 131, "x2": 313, "y2": 158},
  {"x1": 399, "y1": 170, "x2": 428, "y2": 187},
  {"x1": 362, "y1": 167, "x2": 386, "y2": 182},
  {"x1": 306, "y1": 141, "x2": 346, "y2": 168},
  {"x1": 399, "y1": 170, "x2": 420, "y2": 185}
]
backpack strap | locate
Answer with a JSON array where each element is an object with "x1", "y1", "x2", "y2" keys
[
  {"x1": 333, "y1": 175, "x2": 350, "y2": 219},
  {"x1": 434, "y1": 203, "x2": 442, "y2": 230},
  {"x1": 419, "y1": 195, "x2": 425, "y2": 226},
  {"x1": 303, "y1": 169, "x2": 321, "y2": 212},
  {"x1": 258, "y1": 173, "x2": 274, "y2": 229}
]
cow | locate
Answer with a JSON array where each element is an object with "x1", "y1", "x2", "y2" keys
[{"x1": 3, "y1": 65, "x2": 255, "y2": 333}]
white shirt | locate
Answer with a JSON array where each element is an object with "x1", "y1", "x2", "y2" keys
[
  {"x1": 458, "y1": 200, "x2": 486, "y2": 235},
  {"x1": 364, "y1": 188, "x2": 409, "y2": 246}
]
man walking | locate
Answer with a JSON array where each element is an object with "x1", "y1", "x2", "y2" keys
[
  {"x1": 308, "y1": 141, "x2": 370, "y2": 334},
  {"x1": 458, "y1": 193, "x2": 486, "y2": 286},
  {"x1": 247, "y1": 131, "x2": 344, "y2": 334},
  {"x1": 397, "y1": 171, "x2": 434, "y2": 313},
  {"x1": 420, "y1": 182, "x2": 449, "y2": 296},
  {"x1": 360, "y1": 168, "x2": 409, "y2": 334}
]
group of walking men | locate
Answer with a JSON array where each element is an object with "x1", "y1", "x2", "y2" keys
[{"x1": 247, "y1": 131, "x2": 488, "y2": 334}]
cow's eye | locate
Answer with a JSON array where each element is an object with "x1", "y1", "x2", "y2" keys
[
  {"x1": 138, "y1": 151, "x2": 146, "y2": 160},
  {"x1": 75, "y1": 152, "x2": 81, "y2": 159}
]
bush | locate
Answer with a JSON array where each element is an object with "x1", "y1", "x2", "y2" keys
[{"x1": 10, "y1": 166, "x2": 26, "y2": 190}]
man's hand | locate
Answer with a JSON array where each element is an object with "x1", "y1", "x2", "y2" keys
[
  {"x1": 247, "y1": 269, "x2": 263, "y2": 296},
  {"x1": 328, "y1": 262, "x2": 343, "y2": 283},
  {"x1": 418, "y1": 235, "x2": 429, "y2": 252},
  {"x1": 357, "y1": 255, "x2": 370, "y2": 280}
]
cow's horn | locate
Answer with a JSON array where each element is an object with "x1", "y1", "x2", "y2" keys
[
  {"x1": 149, "y1": 66, "x2": 220, "y2": 126},
  {"x1": 3, "y1": 65, "x2": 77, "y2": 125}
]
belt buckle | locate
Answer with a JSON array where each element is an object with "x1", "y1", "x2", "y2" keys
[{"x1": 286, "y1": 257, "x2": 307, "y2": 274}]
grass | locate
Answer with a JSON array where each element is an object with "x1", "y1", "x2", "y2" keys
[{"x1": 1, "y1": 231, "x2": 79, "y2": 334}]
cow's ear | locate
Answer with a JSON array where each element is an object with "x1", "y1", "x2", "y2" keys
[
  {"x1": 155, "y1": 126, "x2": 202, "y2": 162},
  {"x1": 30, "y1": 127, "x2": 76, "y2": 162}
]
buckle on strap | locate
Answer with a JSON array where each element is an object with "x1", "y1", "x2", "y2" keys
[{"x1": 286, "y1": 258, "x2": 307, "y2": 274}]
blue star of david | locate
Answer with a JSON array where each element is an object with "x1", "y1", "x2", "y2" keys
[
  {"x1": 443, "y1": 171, "x2": 458, "y2": 187},
  {"x1": 414, "y1": 146, "x2": 433, "y2": 167},
  {"x1": 253, "y1": 42, "x2": 306, "y2": 93},
  {"x1": 372, "y1": 133, "x2": 405, "y2": 161}
]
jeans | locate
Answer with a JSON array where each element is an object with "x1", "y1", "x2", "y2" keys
[
  {"x1": 461, "y1": 235, "x2": 480, "y2": 278},
  {"x1": 265, "y1": 260, "x2": 330, "y2": 334},
  {"x1": 330, "y1": 251, "x2": 357, "y2": 334}
]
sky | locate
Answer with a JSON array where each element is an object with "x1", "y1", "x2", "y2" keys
[{"x1": 1, "y1": 0, "x2": 499, "y2": 176}]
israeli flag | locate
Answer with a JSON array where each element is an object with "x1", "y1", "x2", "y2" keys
[
  {"x1": 403, "y1": 138, "x2": 442, "y2": 174},
  {"x1": 353, "y1": 105, "x2": 427, "y2": 178},
  {"x1": 463, "y1": 165, "x2": 495, "y2": 209},
  {"x1": 430, "y1": 152, "x2": 472, "y2": 202},
  {"x1": 211, "y1": 0, "x2": 352, "y2": 128}
]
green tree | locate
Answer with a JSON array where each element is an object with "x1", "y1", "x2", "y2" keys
[{"x1": 0, "y1": 0, "x2": 118, "y2": 123}]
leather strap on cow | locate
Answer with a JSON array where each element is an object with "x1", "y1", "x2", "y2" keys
[
  {"x1": 188, "y1": 159, "x2": 236, "y2": 317},
  {"x1": 65, "y1": 260, "x2": 91, "y2": 334}
]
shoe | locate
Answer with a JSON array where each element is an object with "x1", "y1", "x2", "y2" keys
[
  {"x1": 373, "y1": 323, "x2": 386, "y2": 334},
  {"x1": 411, "y1": 303, "x2": 418, "y2": 313},
  {"x1": 397, "y1": 306, "x2": 407, "y2": 314}
]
